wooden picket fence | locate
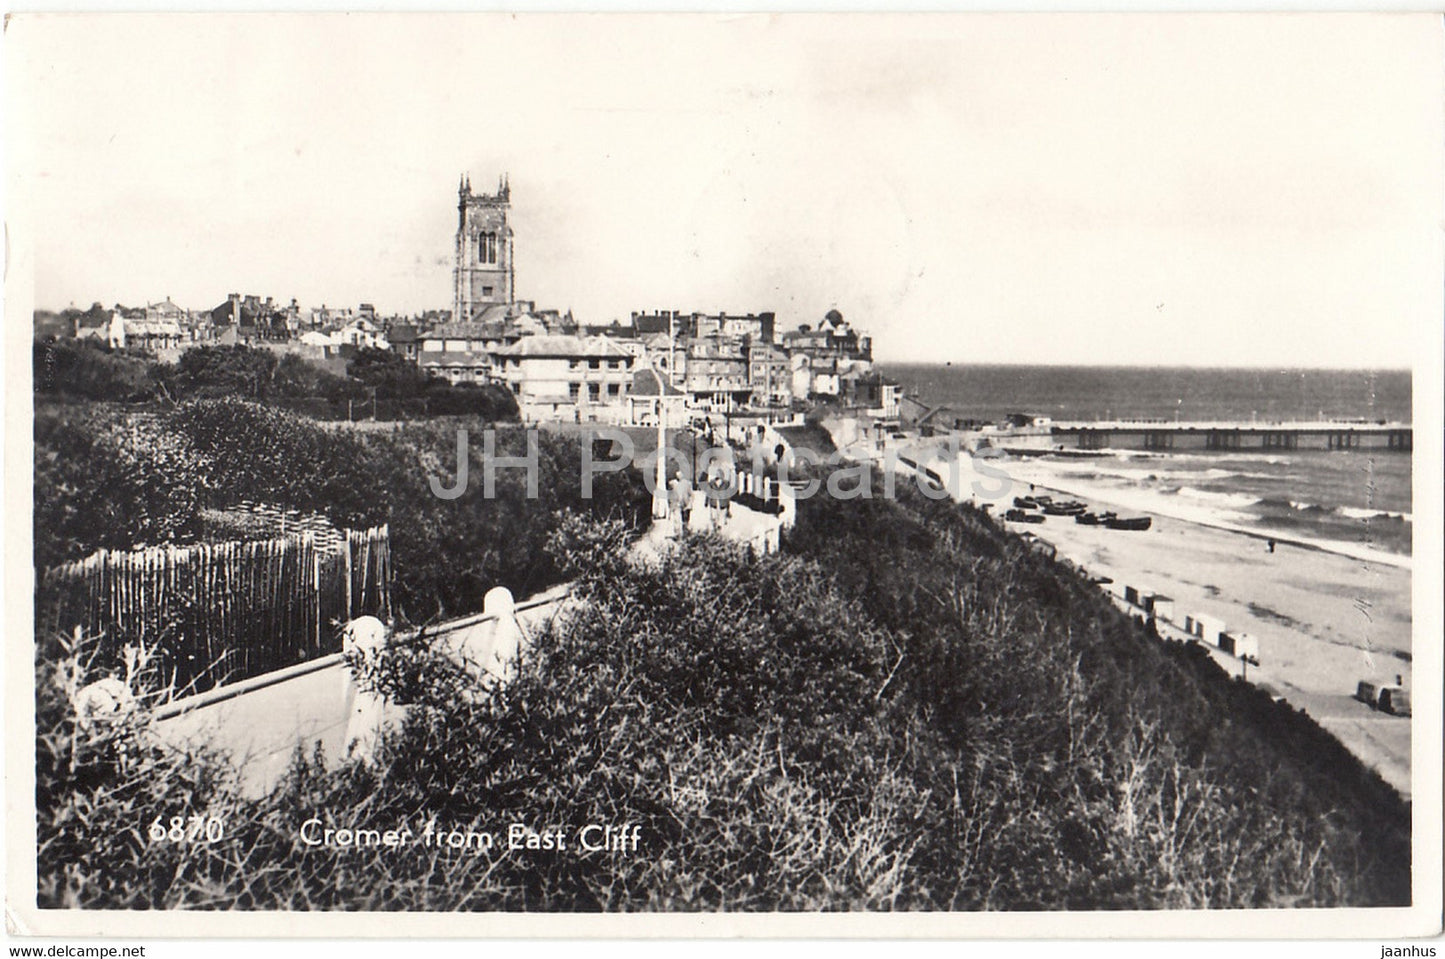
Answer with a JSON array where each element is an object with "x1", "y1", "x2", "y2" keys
[{"x1": 37, "y1": 525, "x2": 391, "y2": 697}]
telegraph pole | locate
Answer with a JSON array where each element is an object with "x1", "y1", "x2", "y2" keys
[{"x1": 653, "y1": 312, "x2": 675, "y2": 521}]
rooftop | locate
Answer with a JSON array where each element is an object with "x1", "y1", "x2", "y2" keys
[
  {"x1": 631, "y1": 367, "x2": 685, "y2": 397},
  {"x1": 496, "y1": 335, "x2": 633, "y2": 359},
  {"x1": 419, "y1": 351, "x2": 492, "y2": 368}
]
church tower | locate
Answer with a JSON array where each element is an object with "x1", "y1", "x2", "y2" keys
[{"x1": 452, "y1": 174, "x2": 514, "y2": 322}]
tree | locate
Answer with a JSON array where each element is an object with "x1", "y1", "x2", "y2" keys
[{"x1": 346, "y1": 347, "x2": 430, "y2": 399}]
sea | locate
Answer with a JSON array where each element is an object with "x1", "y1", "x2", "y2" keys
[{"x1": 880, "y1": 364, "x2": 1413, "y2": 557}]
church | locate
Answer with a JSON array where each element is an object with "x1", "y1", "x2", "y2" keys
[{"x1": 451, "y1": 174, "x2": 514, "y2": 323}]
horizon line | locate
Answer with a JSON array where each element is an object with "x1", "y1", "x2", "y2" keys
[{"x1": 875, "y1": 359, "x2": 1414, "y2": 373}]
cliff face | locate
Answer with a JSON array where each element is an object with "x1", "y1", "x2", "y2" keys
[{"x1": 781, "y1": 481, "x2": 1411, "y2": 908}]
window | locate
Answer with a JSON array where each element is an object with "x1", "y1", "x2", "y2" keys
[
  {"x1": 608, "y1": 383, "x2": 620, "y2": 398},
  {"x1": 481, "y1": 286, "x2": 493, "y2": 297},
  {"x1": 478, "y1": 232, "x2": 499, "y2": 264},
  {"x1": 588, "y1": 359, "x2": 601, "y2": 370},
  {"x1": 568, "y1": 382, "x2": 581, "y2": 401},
  {"x1": 589, "y1": 384, "x2": 601, "y2": 401}
]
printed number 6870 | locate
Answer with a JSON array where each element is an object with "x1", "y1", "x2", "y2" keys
[{"x1": 148, "y1": 815, "x2": 225, "y2": 843}]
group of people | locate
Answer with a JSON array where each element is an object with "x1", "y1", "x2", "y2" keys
[
  {"x1": 666, "y1": 462, "x2": 735, "y2": 537},
  {"x1": 663, "y1": 419, "x2": 791, "y2": 539}
]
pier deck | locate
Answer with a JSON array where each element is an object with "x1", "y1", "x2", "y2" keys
[{"x1": 1002, "y1": 420, "x2": 1412, "y2": 452}]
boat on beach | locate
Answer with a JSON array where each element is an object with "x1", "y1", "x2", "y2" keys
[
  {"x1": 1104, "y1": 515, "x2": 1152, "y2": 531},
  {"x1": 1004, "y1": 508, "x2": 1046, "y2": 524}
]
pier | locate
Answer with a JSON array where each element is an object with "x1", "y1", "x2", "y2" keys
[{"x1": 1003, "y1": 420, "x2": 1412, "y2": 453}]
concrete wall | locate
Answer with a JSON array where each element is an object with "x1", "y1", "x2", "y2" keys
[{"x1": 148, "y1": 591, "x2": 569, "y2": 798}]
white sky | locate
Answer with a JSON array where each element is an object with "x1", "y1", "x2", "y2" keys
[{"x1": 5, "y1": 13, "x2": 1442, "y2": 365}]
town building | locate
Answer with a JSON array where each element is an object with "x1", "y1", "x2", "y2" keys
[
  {"x1": 683, "y1": 337, "x2": 751, "y2": 412},
  {"x1": 387, "y1": 323, "x2": 421, "y2": 361},
  {"x1": 781, "y1": 309, "x2": 875, "y2": 399},
  {"x1": 632, "y1": 310, "x2": 692, "y2": 339},
  {"x1": 420, "y1": 352, "x2": 492, "y2": 385},
  {"x1": 746, "y1": 341, "x2": 793, "y2": 411},
  {"x1": 627, "y1": 366, "x2": 688, "y2": 427},
  {"x1": 840, "y1": 371, "x2": 903, "y2": 422},
  {"x1": 333, "y1": 316, "x2": 387, "y2": 350},
  {"x1": 123, "y1": 306, "x2": 184, "y2": 351},
  {"x1": 493, "y1": 334, "x2": 637, "y2": 422},
  {"x1": 74, "y1": 306, "x2": 126, "y2": 349},
  {"x1": 694, "y1": 311, "x2": 776, "y2": 344}
]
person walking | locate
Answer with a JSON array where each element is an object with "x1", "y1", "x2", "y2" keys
[
  {"x1": 705, "y1": 469, "x2": 729, "y2": 528},
  {"x1": 670, "y1": 473, "x2": 693, "y2": 537}
]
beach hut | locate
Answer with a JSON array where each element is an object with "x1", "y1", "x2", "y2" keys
[
  {"x1": 1195, "y1": 614, "x2": 1227, "y2": 648},
  {"x1": 1219, "y1": 632, "x2": 1259, "y2": 659},
  {"x1": 1232, "y1": 633, "x2": 1259, "y2": 660},
  {"x1": 1380, "y1": 687, "x2": 1411, "y2": 716},
  {"x1": 1356, "y1": 680, "x2": 1410, "y2": 716},
  {"x1": 1146, "y1": 595, "x2": 1175, "y2": 623},
  {"x1": 1123, "y1": 585, "x2": 1141, "y2": 607}
]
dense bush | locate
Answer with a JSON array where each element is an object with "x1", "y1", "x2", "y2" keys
[
  {"x1": 349, "y1": 418, "x2": 651, "y2": 621},
  {"x1": 36, "y1": 399, "x2": 652, "y2": 620},
  {"x1": 33, "y1": 506, "x2": 1411, "y2": 909},
  {"x1": 35, "y1": 339, "x2": 520, "y2": 423},
  {"x1": 33, "y1": 340, "x2": 161, "y2": 402},
  {"x1": 33, "y1": 505, "x2": 1410, "y2": 912},
  {"x1": 36, "y1": 522, "x2": 908, "y2": 909},
  {"x1": 782, "y1": 479, "x2": 1410, "y2": 907},
  {"x1": 33, "y1": 406, "x2": 210, "y2": 570},
  {"x1": 31, "y1": 390, "x2": 1410, "y2": 909},
  {"x1": 167, "y1": 398, "x2": 376, "y2": 527},
  {"x1": 167, "y1": 398, "x2": 653, "y2": 618},
  {"x1": 35, "y1": 629, "x2": 248, "y2": 908}
]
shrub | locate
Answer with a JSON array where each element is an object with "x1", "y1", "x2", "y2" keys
[
  {"x1": 37, "y1": 339, "x2": 521, "y2": 424},
  {"x1": 35, "y1": 630, "x2": 248, "y2": 908},
  {"x1": 163, "y1": 399, "x2": 650, "y2": 620},
  {"x1": 31, "y1": 504, "x2": 1413, "y2": 909},
  {"x1": 34, "y1": 406, "x2": 210, "y2": 569},
  {"x1": 168, "y1": 397, "x2": 376, "y2": 527},
  {"x1": 782, "y1": 480, "x2": 1410, "y2": 907},
  {"x1": 33, "y1": 339, "x2": 162, "y2": 402}
]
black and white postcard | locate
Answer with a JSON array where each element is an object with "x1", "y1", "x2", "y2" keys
[{"x1": 4, "y1": 11, "x2": 1441, "y2": 942}]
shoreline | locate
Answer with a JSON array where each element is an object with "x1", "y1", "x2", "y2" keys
[
  {"x1": 989, "y1": 451, "x2": 1413, "y2": 571},
  {"x1": 1007, "y1": 467, "x2": 1412, "y2": 571}
]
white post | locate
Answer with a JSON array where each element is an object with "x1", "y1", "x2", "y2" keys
[
  {"x1": 342, "y1": 615, "x2": 390, "y2": 764},
  {"x1": 653, "y1": 398, "x2": 669, "y2": 521},
  {"x1": 481, "y1": 587, "x2": 523, "y2": 684}
]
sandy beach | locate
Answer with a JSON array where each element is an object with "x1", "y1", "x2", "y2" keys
[
  {"x1": 881, "y1": 440, "x2": 1414, "y2": 798},
  {"x1": 1002, "y1": 474, "x2": 1412, "y2": 798}
]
